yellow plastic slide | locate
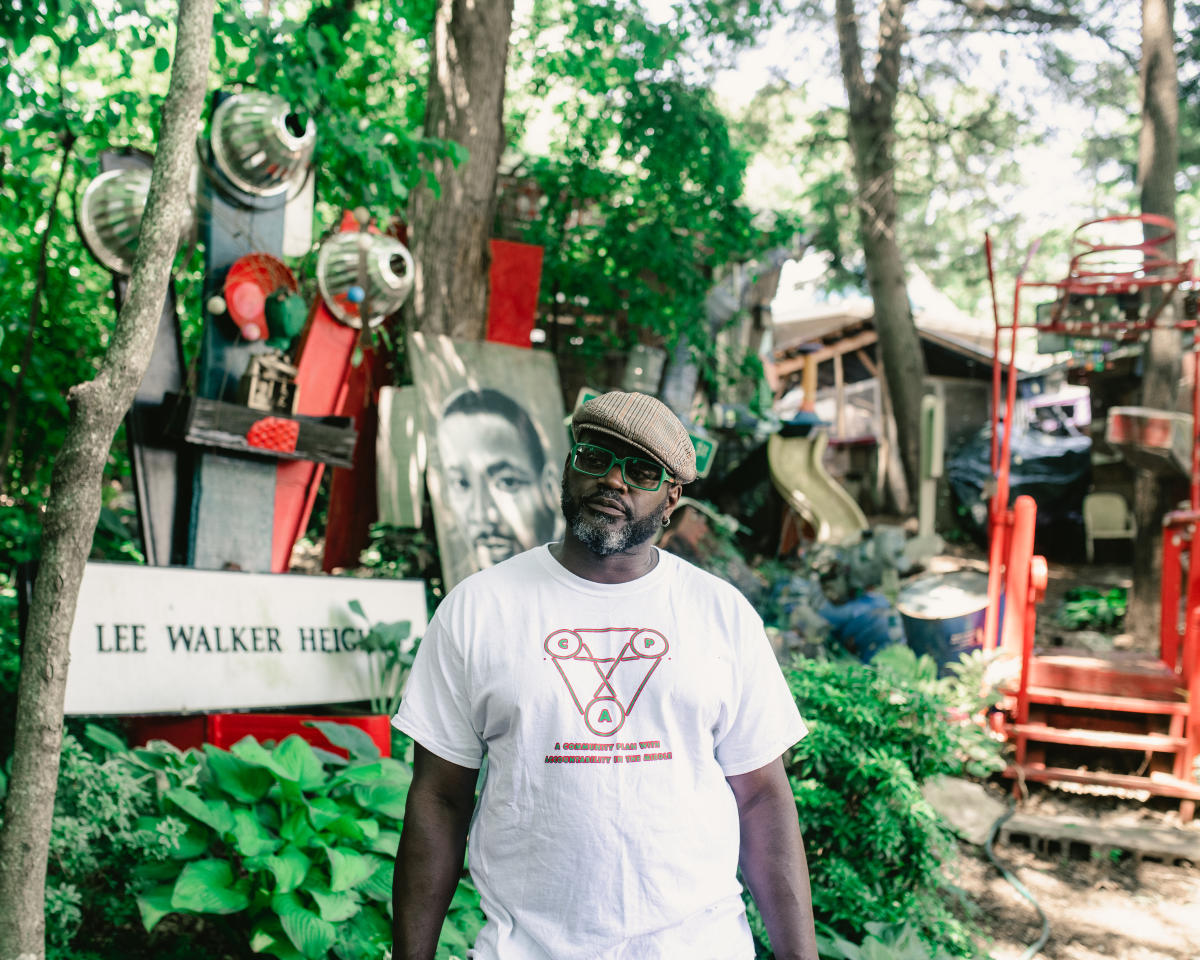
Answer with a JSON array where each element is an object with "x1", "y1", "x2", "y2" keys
[{"x1": 767, "y1": 431, "x2": 869, "y2": 545}]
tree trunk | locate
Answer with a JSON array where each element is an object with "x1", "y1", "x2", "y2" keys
[
  {"x1": 404, "y1": 0, "x2": 515, "y2": 341},
  {"x1": 1127, "y1": 0, "x2": 1179, "y2": 644},
  {"x1": 0, "y1": 132, "x2": 75, "y2": 494},
  {"x1": 835, "y1": 0, "x2": 923, "y2": 504},
  {"x1": 0, "y1": 0, "x2": 214, "y2": 954}
]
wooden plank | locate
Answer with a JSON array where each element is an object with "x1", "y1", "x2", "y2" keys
[
  {"x1": 999, "y1": 811, "x2": 1200, "y2": 863},
  {"x1": 1008, "y1": 722, "x2": 1186, "y2": 752},
  {"x1": 1029, "y1": 654, "x2": 1184, "y2": 700},
  {"x1": 773, "y1": 329, "x2": 878, "y2": 377},
  {"x1": 1025, "y1": 685, "x2": 1190, "y2": 715},
  {"x1": 1004, "y1": 763, "x2": 1200, "y2": 800},
  {"x1": 167, "y1": 394, "x2": 357, "y2": 468}
]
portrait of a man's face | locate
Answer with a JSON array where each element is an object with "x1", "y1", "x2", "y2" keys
[
  {"x1": 438, "y1": 389, "x2": 561, "y2": 569},
  {"x1": 408, "y1": 333, "x2": 569, "y2": 588}
]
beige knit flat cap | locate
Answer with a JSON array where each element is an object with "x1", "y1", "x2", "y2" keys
[{"x1": 572, "y1": 391, "x2": 697, "y2": 483}]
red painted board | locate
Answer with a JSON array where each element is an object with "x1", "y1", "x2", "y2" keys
[
  {"x1": 208, "y1": 712, "x2": 392, "y2": 758},
  {"x1": 126, "y1": 713, "x2": 392, "y2": 758},
  {"x1": 322, "y1": 347, "x2": 386, "y2": 572},
  {"x1": 486, "y1": 238, "x2": 544, "y2": 348},
  {"x1": 271, "y1": 302, "x2": 359, "y2": 572}
]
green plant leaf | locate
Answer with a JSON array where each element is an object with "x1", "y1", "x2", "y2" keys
[
  {"x1": 273, "y1": 736, "x2": 328, "y2": 790},
  {"x1": 165, "y1": 787, "x2": 236, "y2": 835},
  {"x1": 170, "y1": 859, "x2": 251, "y2": 914},
  {"x1": 204, "y1": 744, "x2": 275, "y2": 802},
  {"x1": 309, "y1": 881, "x2": 362, "y2": 922},
  {"x1": 251, "y1": 918, "x2": 307, "y2": 960},
  {"x1": 304, "y1": 720, "x2": 380, "y2": 762},
  {"x1": 358, "y1": 855, "x2": 392, "y2": 902},
  {"x1": 352, "y1": 779, "x2": 409, "y2": 819},
  {"x1": 273, "y1": 890, "x2": 338, "y2": 959},
  {"x1": 368, "y1": 829, "x2": 400, "y2": 857},
  {"x1": 326, "y1": 846, "x2": 376, "y2": 892},
  {"x1": 281, "y1": 806, "x2": 318, "y2": 845},
  {"x1": 307, "y1": 796, "x2": 344, "y2": 831},
  {"x1": 153, "y1": 46, "x2": 170, "y2": 72},
  {"x1": 84, "y1": 722, "x2": 127, "y2": 754},
  {"x1": 263, "y1": 844, "x2": 313, "y2": 893},
  {"x1": 136, "y1": 884, "x2": 176, "y2": 932},
  {"x1": 232, "y1": 807, "x2": 282, "y2": 857}
]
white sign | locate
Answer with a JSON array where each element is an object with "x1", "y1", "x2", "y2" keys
[{"x1": 63, "y1": 563, "x2": 426, "y2": 715}]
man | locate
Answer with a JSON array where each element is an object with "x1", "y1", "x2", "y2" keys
[
  {"x1": 393, "y1": 390, "x2": 818, "y2": 960},
  {"x1": 437, "y1": 388, "x2": 563, "y2": 572}
]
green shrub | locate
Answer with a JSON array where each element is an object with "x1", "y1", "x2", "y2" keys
[
  {"x1": 126, "y1": 723, "x2": 484, "y2": 960},
  {"x1": 0, "y1": 725, "x2": 180, "y2": 960},
  {"x1": 758, "y1": 649, "x2": 1003, "y2": 958},
  {"x1": 1055, "y1": 586, "x2": 1127, "y2": 631}
]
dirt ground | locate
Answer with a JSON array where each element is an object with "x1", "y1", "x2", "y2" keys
[{"x1": 951, "y1": 784, "x2": 1200, "y2": 960}]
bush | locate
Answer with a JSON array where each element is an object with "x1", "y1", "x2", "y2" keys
[
  {"x1": 754, "y1": 648, "x2": 1004, "y2": 958},
  {"x1": 126, "y1": 723, "x2": 484, "y2": 960}
]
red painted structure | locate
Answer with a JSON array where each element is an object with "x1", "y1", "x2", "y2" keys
[
  {"x1": 984, "y1": 216, "x2": 1200, "y2": 817},
  {"x1": 127, "y1": 712, "x2": 393, "y2": 758}
]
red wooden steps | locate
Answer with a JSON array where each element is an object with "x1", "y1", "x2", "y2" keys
[
  {"x1": 1003, "y1": 652, "x2": 1197, "y2": 820},
  {"x1": 1008, "y1": 722, "x2": 1187, "y2": 752}
]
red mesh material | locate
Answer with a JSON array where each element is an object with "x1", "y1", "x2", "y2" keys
[{"x1": 247, "y1": 417, "x2": 299, "y2": 453}]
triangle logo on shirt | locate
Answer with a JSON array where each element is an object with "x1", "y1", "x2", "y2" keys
[{"x1": 543, "y1": 627, "x2": 669, "y2": 737}]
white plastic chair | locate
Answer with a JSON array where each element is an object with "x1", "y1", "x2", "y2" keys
[{"x1": 1082, "y1": 492, "x2": 1136, "y2": 563}]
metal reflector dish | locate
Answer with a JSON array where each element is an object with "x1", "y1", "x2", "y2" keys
[
  {"x1": 210, "y1": 91, "x2": 316, "y2": 198},
  {"x1": 77, "y1": 167, "x2": 153, "y2": 275},
  {"x1": 316, "y1": 232, "x2": 415, "y2": 328}
]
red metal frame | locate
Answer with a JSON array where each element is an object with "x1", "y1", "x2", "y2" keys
[{"x1": 984, "y1": 215, "x2": 1200, "y2": 794}]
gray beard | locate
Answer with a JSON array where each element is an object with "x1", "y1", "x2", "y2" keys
[{"x1": 561, "y1": 490, "x2": 665, "y2": 557}]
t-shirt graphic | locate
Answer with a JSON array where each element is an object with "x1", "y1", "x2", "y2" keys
[{"x1": 544, "y1": 627, "x2": 668, "y2": 737}]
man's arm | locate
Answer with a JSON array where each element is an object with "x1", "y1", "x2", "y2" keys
[
  {"x1": 727, "y1": 756, "x2": 819, "y2": 960},
  {"x1": 392, "y1": 743, "x2": 479, "y2": 960}
]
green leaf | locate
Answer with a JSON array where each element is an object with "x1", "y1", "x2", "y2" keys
[
  {"x1": 204, "y1": 744, "x2": 275, "y2": 802},
  {"x1": 232, "y1": 807, "x2": 282, "y2": 857},
  {"x1": 307, "y1": 796, "x2": 344, "y2": 831},
  {"x1": 263, "y1": 844, "x2": 313, "y2": 893},
  {"x1": 309, "y1": 882, "x2": 362, "y2": 922},
  {"x1": 352, "y1": 780, "x2": 408, "y2": 819},
  {"x1": 326, "y1": 846, "x2": 376, "y2": 892},
  {"x1": 348, "y1": 599, "x2": 366, "y2": 619},
  {"x1": 357, "y1": 856, "x2": 392, "y2": 902},
  {"x1": 305, "y1": 721, "x2": 380, "y2": 762},
  {"x1": 136, "y1": 884, "x2": 176, "y2": 932},
  {"x1": 251, "y1": 918, "x2": 307, "y2": 960},
  {"x1": 170, "y1": 859, "x2": 251, "y2": 914},
  {"x1": 273, "y1": 736, "x2": 328, "y2": 790},
  {"x1": 273, "y1": 891, "x2": 338, "y2": 959},
  {"x1": 84, "y1": 722, "x2": 127, "y2": 754},
  {"x1": 154, "y1": 47, "x2": 170, "y2": 72},
  {"x1": 165, "y1": 787, "x2": 236, "y2": 835},
  {"x1": 368, "y1": 829, "x2": 400, "y2": 857}
]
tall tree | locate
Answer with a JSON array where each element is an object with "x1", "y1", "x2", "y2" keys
[
  {"x1": 0, "y1": 0, "x2": 214, "y2": 953},
  {"x1": 1127, "y1": 0, "x2": 1180, "y2": 641},
  {"x1": 835, "y1": 0, "x2": 924, "y2": 505},
  {"x1": 404, "y1": 0, "x2": 516, "y2": 340}
]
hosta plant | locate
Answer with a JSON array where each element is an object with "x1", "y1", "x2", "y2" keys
[{"x1": 131, "y1": 722, "x2": 483, "y2": 960}]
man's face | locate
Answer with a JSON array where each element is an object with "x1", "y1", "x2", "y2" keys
[
  {"x1": 439, "y1": 411, "x2": 559, "y2": 567},
  {"x1": 560, "y1": 433, "x2": 679, "y2": 556}
]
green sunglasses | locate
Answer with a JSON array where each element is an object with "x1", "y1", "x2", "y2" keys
[{"x1": 570, "y1": 442, "x2": 673, "y2": 491}]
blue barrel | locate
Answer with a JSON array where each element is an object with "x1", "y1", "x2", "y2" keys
[{"x1": 897, "y1": 570, "x2": 991, "y2": 674}]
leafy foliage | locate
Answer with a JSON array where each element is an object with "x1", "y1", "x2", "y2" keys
[
  {"x1": 762, "y1": 650, "x2": 1004, "y2": 956},
  {"x1": 125, "y1": 728, "x2": 482, "y2": 960},
  {"x1": 1055, "y1": 585, "x2": 1127, "y2": 631}
]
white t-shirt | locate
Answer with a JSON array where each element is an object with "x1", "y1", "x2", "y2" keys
[{"x1": 393, "y1": 545, "x2": 807, "y2": 960}]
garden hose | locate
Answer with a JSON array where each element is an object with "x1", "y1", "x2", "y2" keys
[{"x1": 985, "y1": 807, "x2": 1051, "y2": 959}]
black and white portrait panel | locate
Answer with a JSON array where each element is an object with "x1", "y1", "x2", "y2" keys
[{"x1": 409, "y1": 333, "x2": 568, "y2": 588}]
